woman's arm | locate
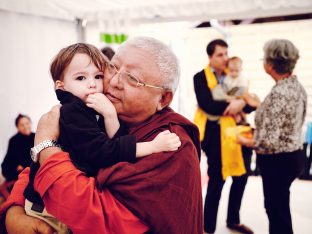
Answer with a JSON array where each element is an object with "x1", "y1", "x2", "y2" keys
[{"x1": 237, "y1": 135, "x2": 255, "y2": 148}]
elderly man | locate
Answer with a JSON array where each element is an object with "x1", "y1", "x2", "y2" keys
[{"x1": 1, "y1": 37, "x2": 203, "y2": 234}]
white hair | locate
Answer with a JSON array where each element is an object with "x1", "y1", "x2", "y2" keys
[{"x1": 120, "y1": 36, "x2": 180, "y2": 93}]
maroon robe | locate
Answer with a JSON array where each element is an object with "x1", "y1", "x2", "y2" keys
[{"x1": 96, "y1": 107, "x2": 203, "y2": 234}]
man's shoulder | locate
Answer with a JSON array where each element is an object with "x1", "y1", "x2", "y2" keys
[{"x1": 193, "y1": 69, "x2": 205, "y2": 79}]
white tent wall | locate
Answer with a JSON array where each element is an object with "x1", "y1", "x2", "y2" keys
[{"x1": 0, "y1": 9, "x2": 78, "y2": 163}]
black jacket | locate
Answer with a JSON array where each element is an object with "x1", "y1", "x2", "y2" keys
[
  {"x1": 1, "y1": 133, "x2": 34, "y2": 181},
  {"x1": 24, "y1": 90, "x2": 137, "y2": 205},
  {"x1": 56, "y1": 90, "x2": 136, "y2": 176}
]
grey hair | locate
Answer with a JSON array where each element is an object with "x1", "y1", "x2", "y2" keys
[
  {"x1": 263, "y1": 39, "x2": 299, "y2": 74},
  {"x1": 120, "y1": 36, "x2": 180, "y2": 93}
]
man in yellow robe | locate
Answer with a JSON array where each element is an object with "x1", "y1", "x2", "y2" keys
[{"x1": 193, "y1": 39, "x2": 254, "y2": 234}]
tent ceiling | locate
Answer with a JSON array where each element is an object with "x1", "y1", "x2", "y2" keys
[{"x1": 1, "y1": 0, "x2": 312, "y2": 23}]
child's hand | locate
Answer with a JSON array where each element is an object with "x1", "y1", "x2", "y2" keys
[
  {"x1": 16, "y1": 165, "x2": 24, "y2": 172},
  {"x1": 86, "y1": 93, "x2": 116, "y2": 117},
  {"x1": 152, "y1": 130, "x2": 181, "y2": 153}
]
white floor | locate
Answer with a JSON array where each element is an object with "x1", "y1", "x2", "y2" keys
[{"x1": 201, "y1": 163, "x2": 312, "y2": 234}]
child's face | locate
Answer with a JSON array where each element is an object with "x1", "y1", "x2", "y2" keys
[
  {"x1": 228, "y1": 61, "x2": 242, "y2": 79},
  {"x1": 60, "y1": 53, "x2": 104, "y2": 102}
]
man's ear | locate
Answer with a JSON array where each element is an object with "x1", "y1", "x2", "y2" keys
[
  {"x1": 55, "y1": 80, "x2": 65, "y2": 90},
  {"x1": 157, "y1": 91, "x2": 173, "y2": 111}
]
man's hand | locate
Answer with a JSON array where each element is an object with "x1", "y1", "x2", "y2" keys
[
  {"x1": 35, "y1": 105, "x2": 61, "y2": 145},
  {"x1": 223, "y1": 99, "x2": 246, "y2": 116},
  {"x1": 35, "y1": 105, "x2": 63, "y2": 165},
  {"x1": 6, "y1": 206, "x2": 55, "y2": 234},
  {"x1": 243, "y1": 93, "x2": 261, "y2": 108}
]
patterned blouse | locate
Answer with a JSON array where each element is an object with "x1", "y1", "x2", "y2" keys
[{"x1": 254, "y1": 75, "x2": 307, "y2": 155}]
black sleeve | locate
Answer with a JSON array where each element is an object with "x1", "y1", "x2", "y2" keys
[
  {"x1": 59, "y1": 101, "x2": 137, "y2": 175},
  {"x1": 193, "y1": 71, "x2": 229, "y2": 115},
  {"x1": 1, "y1": 138, "x2": 18, "y2": 181},
  {"x1": 243, "y1": 104, "x2": 257, "y2": 114}
]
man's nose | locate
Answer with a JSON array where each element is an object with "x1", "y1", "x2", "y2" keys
[{"x1": 109, "y1": 73, "x2": 123, "y2": 89}]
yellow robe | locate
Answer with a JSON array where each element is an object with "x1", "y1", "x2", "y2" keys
[{"x1": 193, "y1": 66, "x2": 246, "y2": 180}]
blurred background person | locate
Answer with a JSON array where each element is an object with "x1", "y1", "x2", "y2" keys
[
  {"x1": 224, "y1": 56, "x2": 248, "y2": 97},
  {"x1": 193, "y1": 39, "x2": 254, "y2": 234},
  {"x1": 101, "y1": 46, "x2": 115, "y2": 60},
  {"x1": 1, "y1": 114, "x2": 34, "y2": 186},
  {"x1": 238, "y1": 39, "x2": 306, "y2": 234}
]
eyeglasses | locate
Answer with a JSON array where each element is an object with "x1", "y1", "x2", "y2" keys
[{"x1": 105, "y1": 62, "x2": 164, "y2": 90}]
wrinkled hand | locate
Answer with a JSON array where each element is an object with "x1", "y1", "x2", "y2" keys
[
  {"x1": 152, "y1": 130, "x2": 181, "y2": 153},
  {"x1": 243, "y1": 93, "x2": 261, "y2": 108},
  {"x1": 35, "y1": 105, "x2": 61, "y2": 145},
  {"x1": 223, "y1": 99, "x2": 246, "y2": 116},
  {"x1": 6, "y1": 206, "x2": 55, "y2": 234},
  {"x1": 86, "y1": 93, "x2": 116, "y2": 118}
]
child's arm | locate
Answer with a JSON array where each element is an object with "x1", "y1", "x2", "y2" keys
[
  {"x1": 87, "y1": 94, "x2": 181, "y2": 157},
  {"x1": 136, "y1": 130, "x2": 181, "y2": 157},
  {"x1": 86, "y1": 93, "x2": 120, "y2": 138}
]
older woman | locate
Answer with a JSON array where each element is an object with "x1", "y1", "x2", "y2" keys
[{"x1": 238, "y1": 39, "x2": 306, "y2": 234}]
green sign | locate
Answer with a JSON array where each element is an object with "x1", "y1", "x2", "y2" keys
[{"x1": 100, "y1": 33, "x2": 128, "y2": 44}]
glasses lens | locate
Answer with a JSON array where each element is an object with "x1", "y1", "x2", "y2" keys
[{"x1": 126, "y1": 74, "x2": 140, "y2": 86}]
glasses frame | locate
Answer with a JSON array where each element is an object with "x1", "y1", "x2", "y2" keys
[{"x1": 105, "y1": 62, "x2": 164, "y2": 90}]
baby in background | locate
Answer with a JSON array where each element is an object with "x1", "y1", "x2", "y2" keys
[
  {"x1": 212, "y1": 56, "x2": 249, "y2": 124},
  {"x1": 224, "y1": 56, "x2": 248, "y2": 97}
]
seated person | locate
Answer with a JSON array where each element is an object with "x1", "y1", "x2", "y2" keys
[{"x1": 1, "y1": 114, "x2": 34, "y2": 198}]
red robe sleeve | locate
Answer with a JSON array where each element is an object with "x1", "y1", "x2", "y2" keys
[
  {"x1": 0, "y1": 167, "x2": 30, "y2": 213},
  {"x1": 34, "y1": 152, "x2": 148, "y2": 234},
  {"x1": 0, "y1": 168, "x2": 30, "y2": 233}
]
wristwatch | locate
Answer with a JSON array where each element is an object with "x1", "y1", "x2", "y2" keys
[{"x1": 30, "y1": 140, "x2": 61, "y2": 162}]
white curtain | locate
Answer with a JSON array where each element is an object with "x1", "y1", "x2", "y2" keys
[{"x1": 0, "y1": 10, "x2": 78, "y2": 163}]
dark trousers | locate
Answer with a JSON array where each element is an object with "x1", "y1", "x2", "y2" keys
[
  {"x1": 202, "y1": 121, "x2": 252, "y2": 233},
  {"x1": 301, "y1": 143, "x2": 312, "y2": 179},
  {"x1": 257, "y1": 150, "x2": 304, "y2": 234}
]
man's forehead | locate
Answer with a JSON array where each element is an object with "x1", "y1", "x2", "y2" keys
[
  {"x1": 214, "y1": 45, "x2": 227, "y2": 54},
  {"x1": 113, "y1": 45, "x2": 155, "y2": 72}
]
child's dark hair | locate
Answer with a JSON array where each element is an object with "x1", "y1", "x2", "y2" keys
[
  {"x1": 50, "y1": 43, "x2": 108, "y2": 82},
  {"x1": 15, "y1": 114, "x2": 31, "y2": 127}
]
